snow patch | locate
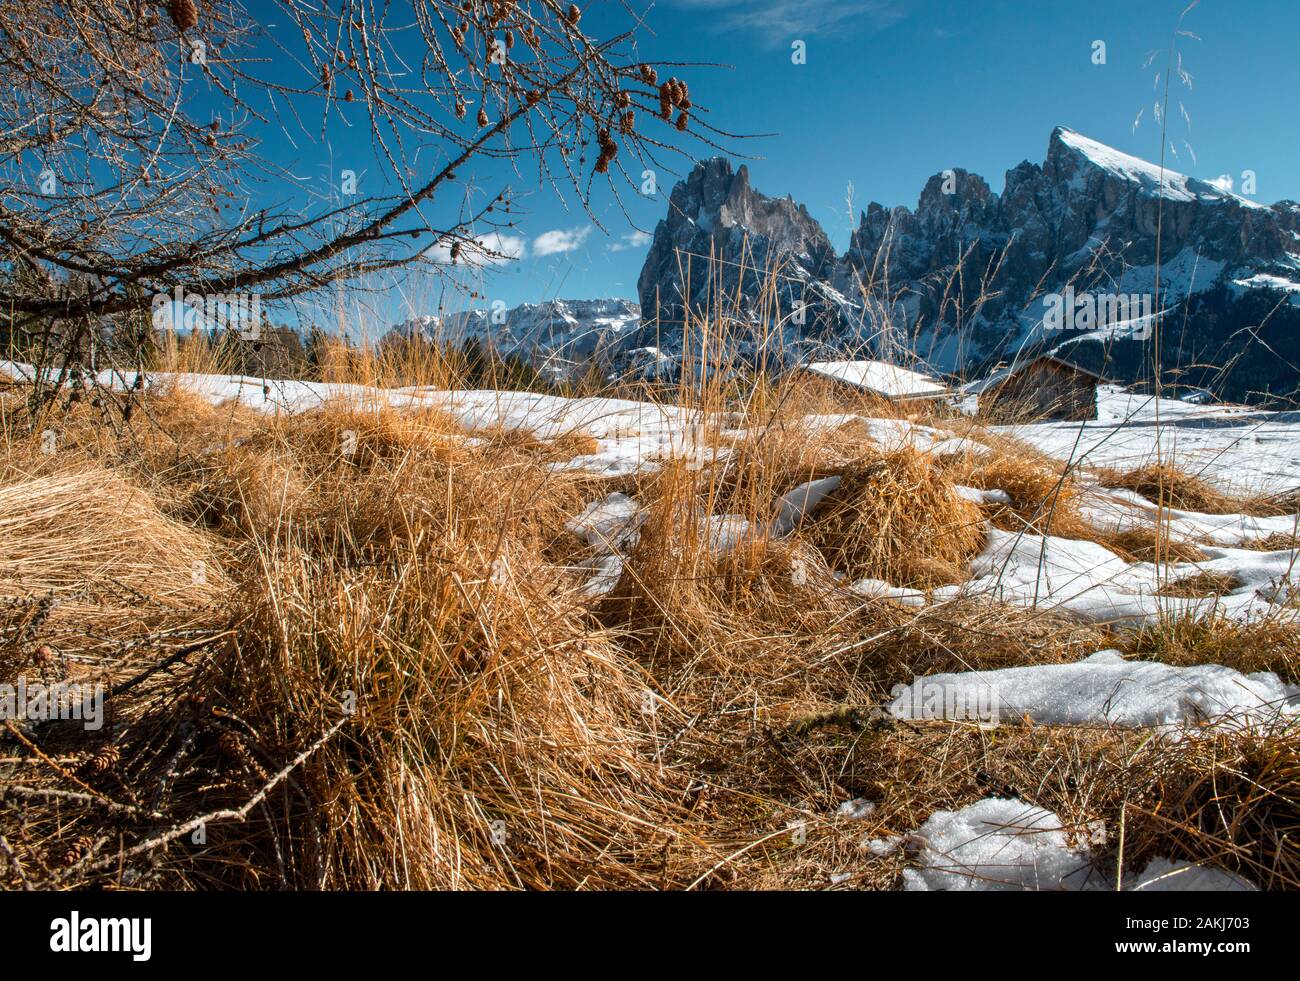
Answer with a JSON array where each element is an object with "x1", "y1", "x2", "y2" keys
[
  {"x1": 943, "y1": 525, "x2": 1299, "y2": 625},
  {"x1": 889, "y1": 650, "x2": 1299, "y2": 730},
  {"x1": 896, "y1": 797, "x2": 1258, "y2": 891},
  {"x1": 901, "y1": 798, "x2": 1096, "y2": 891}
]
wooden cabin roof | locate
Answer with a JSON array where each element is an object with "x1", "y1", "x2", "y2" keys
[
  {"x1": 962, "y1": 352, "x2": 1111, "y2": 397},
  {"x1": 797, "y1": 360, "x2": 950, "y2": 400}
]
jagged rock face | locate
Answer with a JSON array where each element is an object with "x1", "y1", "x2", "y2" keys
[
  {"x1": 847, "y1": 126, "x2": 1300, "y2": 280},
  {"x1": 1039, "y1": 130, "x2": 1294, "y2": 266},
  {"x1": 392, "y1": 129, "x2": 1300, "y2": 400},
  {"x1": 634, "y1": 157, "x2": 858, "y2": 362},
  {"x1": 843, "y1": 127, "x2": 1300, "y2": 366},
  {"x1": 843, "y1": 169, "x2": 999, "y2": 282},
  {"x1": 636, "y1": 130, "x2": 1300, "y2": 378}
]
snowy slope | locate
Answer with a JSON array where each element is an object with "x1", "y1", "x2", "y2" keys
[
  {"x1": 1006, "y1": 386, "x2": 1300, "y2": 496},
  {"x1": 1055, "y1": 128, "x2": 1269, "y2": 210}
]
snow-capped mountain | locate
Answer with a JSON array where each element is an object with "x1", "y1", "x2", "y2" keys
[
  {"x1": 841, "y1": 126, "x2": 1300, "y2": 370},
  {"x1": 391, "y1": 129, "x2": 1300, "y2": 401},
  {"x1": 634, "y1": 127, "x2": 1300, "y2": 400},
  {"x1": 389, "y1": 298, "x2": 641, "y2": 381}
]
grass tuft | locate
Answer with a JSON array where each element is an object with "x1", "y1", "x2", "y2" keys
[{"x1": 807, "y1": 448, "x2": 985, "y2": 588}]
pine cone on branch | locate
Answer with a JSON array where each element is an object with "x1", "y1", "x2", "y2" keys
[{"x1": 165, "y1": 0, "x2": 199, "y2": 32}]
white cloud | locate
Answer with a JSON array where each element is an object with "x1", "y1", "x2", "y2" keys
[
  {"x1": 427, "y1": 231, "x2": 526, "y2": 267},
  {"x1": 533, "y1": 227, "x2": 592, "y2": 257},
  {"x1": 609, "y1": 230, "x2": 653, "y2": 253},
  {"x1": 1207, "y1": 174, "x2": 1234, "y2": 194},
  {"x1": 668, "y1": 0, "x2": 908, "y2": 45}
]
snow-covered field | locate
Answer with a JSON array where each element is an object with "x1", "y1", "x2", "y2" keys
[
  {"x1": 8, "y1": 360, "x2": 1300, "y2": 890},
  {"x1": 12, "y1": 364, "x2": 1299, "y2": 492},
  {"x1": 1007, "y1": 386, "x2": 1300, "y2": 496},
  {"x1": 9, "y1": 362, "x2": 1300, "y2": 630}
]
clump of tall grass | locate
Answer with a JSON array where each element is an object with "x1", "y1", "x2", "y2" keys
[
  {"x1": 946, "y1": 435, "x2": 1086, "y2": 538},
  {"x1": 1100, "y1": 527, "x2": 1211, "y2": 564},
  {"x1": 1100, "y1": 462, "x2": 1290, "y2": 517},
  {"x1": 806, "y1": 447, "x2": 984, "y2": 588},
  {"x1": 1125, "y1": 720, "x2": 1300, "y2": 890},
  {"x1": 1122, "y1": 613, "x2": 1300, "y2": 685},
  {"x1": 0, "y1": 462, "x2": 229, "y2": 672}
]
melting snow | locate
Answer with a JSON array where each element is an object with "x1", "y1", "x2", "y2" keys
[
  {"x1": 889, "y1": 650, "x2": 1298, "y2": 730},
  {"x1": 836, "y1": 799, "x2": 877, "y2": 821},
  {"x1": 1008, "y1": 386, "x2": 1300, "y2": 497},
  {"x1": 1079, "y1": 486, "x2": 1300, "y2": 548},
  {"x1": 938, "y1": 525, "x2": 1299, "y2": 624},
  {"x1": 1128, "y1": 858, "x2": 1257, "y2": 892},
  {"x1": 900, "y1": 798, "x2": 1097, "y2": 891},
  {"x1": 565, "y1": 492, "x2": 645, "y2": 549},
  {"x1": 892, "y1": 797, "x2": 1257, "y2": 891}
]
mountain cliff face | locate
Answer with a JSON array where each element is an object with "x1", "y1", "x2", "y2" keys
[
  {"x1": 634, "y1": 127, "x2": 1300, "y2": 400},
  {"x1": 841, "y1": 128, "x2": 1300, "y2": 368},
  {"x1": 632, "y1": 157, "x2": 859, "y2": 363}
]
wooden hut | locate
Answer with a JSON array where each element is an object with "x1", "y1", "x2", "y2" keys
[{"x1": 966, "y1": 353, "x2": 1107, "y2": 422}]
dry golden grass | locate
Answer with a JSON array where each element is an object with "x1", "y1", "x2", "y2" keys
[
  {"x1": 1237, "y1": 532, "x2": 1300, "y2": 552},
  {"x1": 477, "y1": 425, "x2": 601, "y2": 462},
  {"x1": 184, "y1": 539, "x2": 695, "y2": 889},
  {"x1": 1121, "y1": 614, "x2": 1300, "y2": 685},
  {"x1": 1, "y1": 362, "x2": 1295, "y2": 891},
  {"x1": 0, "y1": 388, "x2": 681, "y2": 889},
  {"x1": 0, "y1": 462, "x2": 230, "y2": 674},
  {"x1": 806, "y1": 448, "x2": 985, "y2": 588},
  {"x1": 1099, "y1": 526, "x2": 1212, "y2": 564},
  {"x1": 945, "y1": 434, "x2": 1089, "y2": 538},
  {"x1": 721, "y1": 713, "x2": 1299, "y2": 890},
  {"x1": 1099, "y1": 462, "x2": 1295, "y2": 517},
  {"x1": 1154, "y1": 571, "x2": 1243, "y2": 598},
  {"x1": 1126, "y1": 722, "x2": 1300, "y2": 890},
  {"x1": 150, "y1": 329, "x2": 243, "y2": 378}
]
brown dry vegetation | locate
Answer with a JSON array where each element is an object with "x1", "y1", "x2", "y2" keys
[
  {"x1": 806, "y1": 448, "x2": 985, "y2": 588},
  {"x1": 1122, "y1": 615, "x2": 1300, "y2": 686},
  {"x1": 1154, "y1": 571, "x2": 1243, "y2": 599},
  {"x1": 949, "y1": 435, "x2": 1087, "y2": 538},
  {"x1": 1237, "y1": 532, "x2": 1300, "y2": 552},
  {"x1": 1, "y1": 363, "x2": 1298, "y2": 891},
  {"x1": 1100, "y1": 462, "x2": 1295, "y2": 518},
  {"x1": 1100, "y1": 527, "x2": 1212, "y2": 564}
]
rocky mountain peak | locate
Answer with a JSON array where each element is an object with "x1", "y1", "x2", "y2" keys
[
  {"x1": 916, "y1": 168, "x2": 994, "y2": 217},
  {"x1": 636, "y1": 156, "x2": 853, "y2": 351},
  {"x1": 660, "y1": 156, "x2": 835, "y2": 265},
  {"x1": 631, "y1": 128, "x2": 1300, "y2": 398}
]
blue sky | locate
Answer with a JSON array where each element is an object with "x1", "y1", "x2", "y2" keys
[{"x1": 256, "y1": 0, "x2": 1300, "y2": 328}]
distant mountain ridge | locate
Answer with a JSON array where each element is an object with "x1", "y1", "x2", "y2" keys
[
  {"x1": 389, "y1": 298, "x2": 641, "y2": 382},
  {"x1": 840, "y1": 127, "x2": 1300, "y2": 368},
  {"x1": 389, "y1": 128, "x2": 1300, "y2": 402},
  {"x1": 631, "y1": 127, "x2": 1300, "y2": 401}
]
